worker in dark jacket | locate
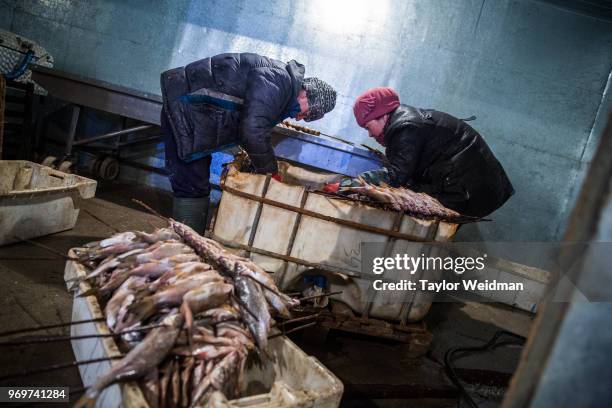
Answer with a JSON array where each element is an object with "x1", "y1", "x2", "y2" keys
[
  {"x1": 160, "y1": 52, "x2": 336, "y2": 232},
  {"x1": 327, "y1": 87, "x2": 513, "y2": 218}
]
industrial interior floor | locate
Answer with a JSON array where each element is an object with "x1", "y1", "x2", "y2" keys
[{"x1": 0, "y1": 180, "x2": 534, "y2": 407}]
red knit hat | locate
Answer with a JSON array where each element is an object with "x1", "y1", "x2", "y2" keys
[{"x1": 353, "y1": 87, "x2": 400, "y2": 127}]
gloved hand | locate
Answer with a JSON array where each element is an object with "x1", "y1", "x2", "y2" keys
[
  {"x1": 322, "y1": 182, "x2": 340, "y2": 193},
  {"x1": 271, "y1": 173, "x2": 282, "y2": 182}
]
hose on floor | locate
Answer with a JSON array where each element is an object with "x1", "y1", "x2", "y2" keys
[{"x1": 443, "y1": 330, "x2": 526, "y2": 408}]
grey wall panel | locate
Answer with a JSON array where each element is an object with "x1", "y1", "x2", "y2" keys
[{"x1": 0, "y1": 1, "x2": 16, "y2": 28}]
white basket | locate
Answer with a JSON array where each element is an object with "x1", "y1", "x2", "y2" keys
[
  {"x1": 0, "y1": 161, "x2": 97, "y2": 246},
  {"x1": 64, "y1": 250, "x2": 344, "y2": 408}
]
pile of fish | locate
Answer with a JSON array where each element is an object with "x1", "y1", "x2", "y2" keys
[
  {"x1": 340, "y1": 178, "x2": 466, "y2": 221},
  {"x1": 73, "y1": 220, "x2": 300, "y2": 408}
]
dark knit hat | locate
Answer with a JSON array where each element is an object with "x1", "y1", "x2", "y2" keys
[
  {"x1": 302, "y1": 77, "x2": 336, "y2": 122},
  {"x1": 353, "y1": 87, "x2": 400, "y2": 127}
]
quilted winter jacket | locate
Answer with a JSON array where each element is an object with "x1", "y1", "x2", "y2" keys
[
  {"x1": 160, "y1": 53, "x2": 305, "y2": 173},
  {"x1": 383, "y1": 105, "x2": 514, "y2": 217}
]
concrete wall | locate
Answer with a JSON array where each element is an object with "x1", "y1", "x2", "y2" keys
[{"x1": 1, "y1": 0, "x2": 610, "y2": 242}]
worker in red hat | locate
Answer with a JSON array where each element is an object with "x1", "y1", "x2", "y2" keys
[{"x1": 325, "y1": 87, "x2": 514, "y2": 218}]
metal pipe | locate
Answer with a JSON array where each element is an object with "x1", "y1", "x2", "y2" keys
[
  {"x1": 269, "y1": 321, "x2": 317, "y2": 339},
  {"x1": 298, "y1": 290, "x2": 343, "y2": 302},
  {"x1": 211, "y1": 233, "x2": 363, "y2": 279},
  {"x1": 0, "y1": 323, "x2": 166, "y2": 346},
  {"x1": 0, "y1": 356, "x2": 123, "y2": 381},
  {"x1": 220, "y1": 185, "x2": 432, "y2": 241},
  {"x1": 117, "y1": 134, "x2": 162, "y2": 148},
  {"x1": 72, "y1": 124, "x2": 154, "y2": 146},
  {"x1": 0, "y1": 256, "x2": 63, "y2": 261},
  {"x1": 0, "y1": 318, "x2": 105, "y2": 338},
  {"x1": 276, "y1": 313, "x2": 320, "y2": 326}
]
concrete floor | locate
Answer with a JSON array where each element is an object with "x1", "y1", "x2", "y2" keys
[{"x1": 0, "y1": 180, "x2": 533, "y2": 407}]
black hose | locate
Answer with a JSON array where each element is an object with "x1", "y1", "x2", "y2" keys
[{"x1": 443, "y1": 330, "x2": 526, "y2": 408}]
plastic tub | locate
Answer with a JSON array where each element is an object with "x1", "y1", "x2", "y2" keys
[
  {"x1": 0, "y1": 160, "x2": 96, "y2": 245},
  {"x1": 64, "y1": 249, "x2": 343, "y2": 408}
]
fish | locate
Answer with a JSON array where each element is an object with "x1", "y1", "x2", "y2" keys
[
  {"x1": 189, "y1": 350, "x2": 241, "y2": 408},
  {"x1": 194, "y1": 305, "x2": 240, "y2": 326},
  {"x1": 234, "y1": 274, "x2": 271, "y2": 350},
  {"x1": 95, "y1": 242, "x2": 149, "y2": 259},
  {"x1": 141, "y1": 369, "x2": 160, "y2": 408},
  {"x1": 96, "y1": 254, "x2": 201, "y2": 297},
  {"x1": 180, "y1": 358, "x2": 195, "y2": 408},
  {"x1": 340, "y1": 178, "x2": 477, "y2": 221},
  {"x1": 191, "y1": 361, "x2": 205, "y2": 399},
  {"x1": 183, "y1": 282, "x2": 233, "y2": 316},
  {"x1": 114, "y1": 293, "x2": 138, "y2": 333},
  {"x1": 153, "y1": 261, "x2": 214, "y2": 290},
  {"x1": 169, "y1": 220, "x2": 226, "y2": 265},
  {"x1": 159, "y1": 360, "x2": 171, "y2": 408},
  {"x1": 136, "y1": 242, "x2": 194, "y2": 263},
  {"x1": 216, "y1": 323, "x2": 254, "y2": 351},
  {"x1": 180, "y1": 281, "x2": 232, "y2": 346},
  {"x1": 74, "y1": 313, "x2": 183, "y2": 408},
  {"x1": 171, "y1": 358, "x2": 181, "y2": 407},
  {"x1": 105, "y1": 276, "x2": 146, "y2": 330},
  {"x1": 135, "y1": 228, "x2": 180, "y2": 244},
  {"x1": 76, "y1": 220, "x2": 302, "y2": 406},
  {"x1": 173, "y1": 343, "x2": 235, "y2": 360},
  {"x1": 99, "y1": 231, "x2": 137, "y2": 248},
  {"x1": 126, "y1": 273, "x2": 224, "y2": 325},
  {"x1": 238, "y1": 260, "x2": 297, "y2": 317}
]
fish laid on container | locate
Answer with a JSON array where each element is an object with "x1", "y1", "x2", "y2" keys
[
  {"x1": 341, "y1": 178, "x2": 479, "y2": 222},
  {"x1": 71, "y1": 220, "x2": 303, "y2": 407}
]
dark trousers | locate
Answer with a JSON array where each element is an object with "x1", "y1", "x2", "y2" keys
[{"x1": 161, "y1": 110, "x2": 212, "y2": 198}]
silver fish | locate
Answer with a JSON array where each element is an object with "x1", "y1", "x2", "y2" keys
[
  {"x1": 189, "y1": 350, "x2": 242, "y2": 407},
  {"x1": 136, "y1": 242, "x2": 194, "y2": 263},
  {"x1": 234, "y1": 273, "x2": 270, "y2": 350},
  {"x1": 105, "y1": 276, "x2": 146, "y2": 330},
  {"x1": 135, "y1": 228, "x2": 180, "y2": 244},
  {"x1": 74, "y1": 313, "x2": 183, "y2": 408}
]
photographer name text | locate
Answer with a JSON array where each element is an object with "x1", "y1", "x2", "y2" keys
[{"x1": 372, "y1": 279, "x2": 524, "y2": 292}]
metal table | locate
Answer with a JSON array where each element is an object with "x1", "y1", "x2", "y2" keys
[{"x1": 31, "y1": 65, "x2": 382, "y2": 177}]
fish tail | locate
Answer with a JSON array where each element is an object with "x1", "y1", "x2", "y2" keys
[
  {"x1": 180, "y1": 301, "x2": 195, "y2": 352},
  {"x1": 73, "y1": 389, "x2": 98, "y2": 408}
]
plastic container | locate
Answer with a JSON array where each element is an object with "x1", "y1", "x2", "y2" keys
[
  {"x1": 64, "y1": 250, "x2": 344, "y2": 408},
  {"x1": 0, "y1": 160, "x2": 96, "y2": 245},
  {"x1": 212, "y1": 162, "x2": 458, "y2": 323}
]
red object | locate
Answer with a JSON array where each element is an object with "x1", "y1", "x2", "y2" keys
[
  {"x1": 353, "y1": 87, "x2": 400, "y2": 127},
  {"x1": 271, "y1": 173, "x2": 282, "y2": 182},
  {"x1": 322, "y1": 182, "x2": 340, "y2": 193}
]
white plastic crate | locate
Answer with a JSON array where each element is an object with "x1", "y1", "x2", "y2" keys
[
  {"x1": 0, "y1": 161, "x2": 96, "y2": 246},
  {"x1": 212, "y1": 162, "x2": 458, "y2": 323},
  {"x1": 64, "y1": 249, "x2": 343, "y2": 408}
]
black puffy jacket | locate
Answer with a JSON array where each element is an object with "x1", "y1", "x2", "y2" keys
[
  {"x1": 160, "y1": 53, "x2": 305, "y2": 173},
  {"x1": 383, "y1": 105, "x2": 514, "y2": 217}
]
